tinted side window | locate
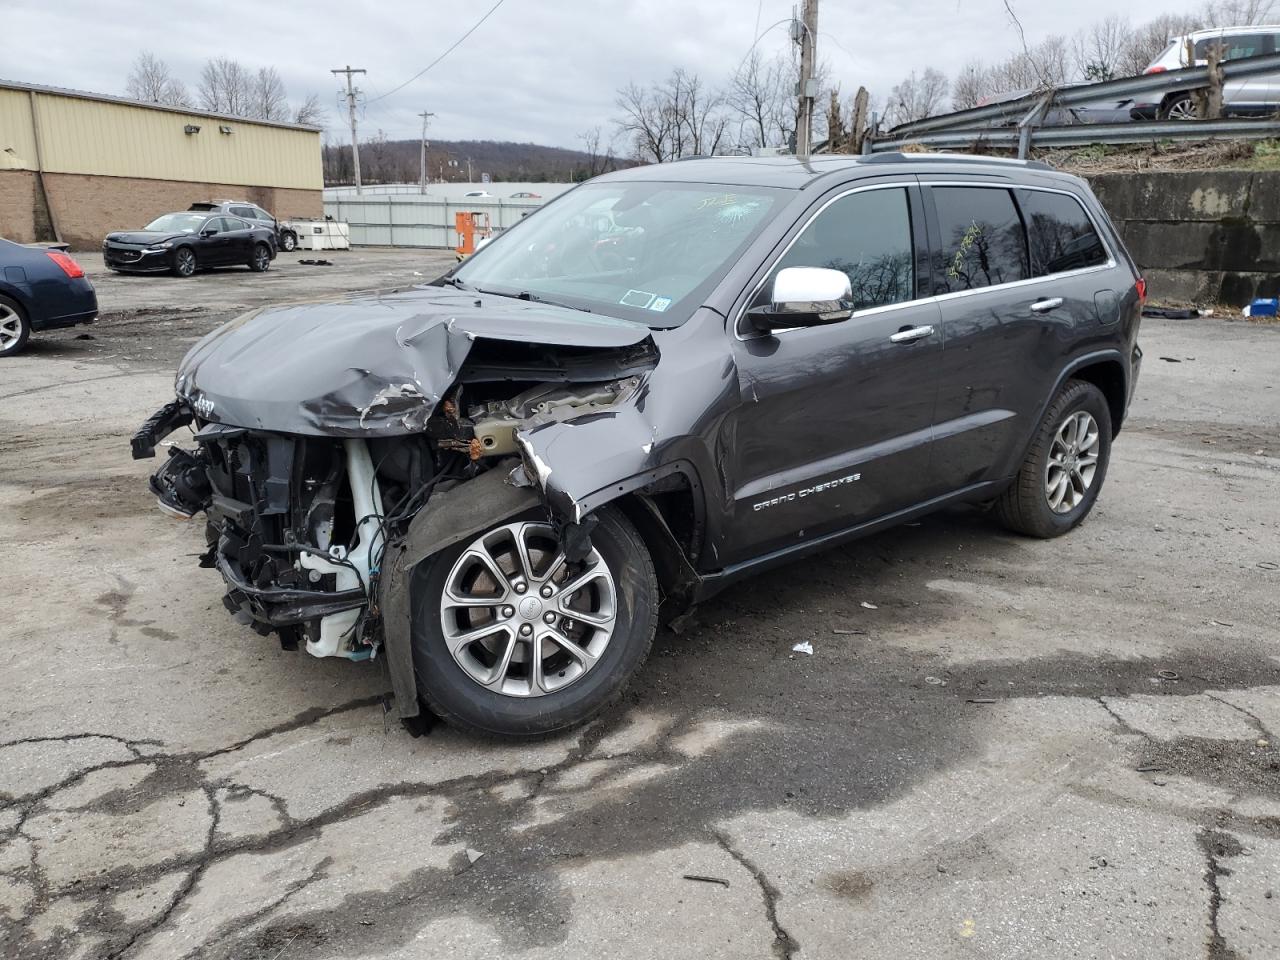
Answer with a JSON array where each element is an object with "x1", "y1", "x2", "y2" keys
[
  {"x1": 771, "y1": 188, "x2": 915, "y2": 312},
  {"x1": 253, "y1": 207, "x2": 274, "y2": 221},
  {"x1": 231, "y1": 206, "x2": 256, "y2": 220},
  {"x1": 1020, "y1": 191, "x2": 1107, "y2": 275},
  {"x1": 1194, "y1": 34, "x2": 1265, "y2": 59},
  {"x1": 932, "y1": 187, "x2": 1027, "y2": 292}
]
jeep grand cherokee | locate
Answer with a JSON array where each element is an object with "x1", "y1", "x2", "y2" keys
[{"x1": 133, "y1": 153, "x2": 1143, "y2": 738}]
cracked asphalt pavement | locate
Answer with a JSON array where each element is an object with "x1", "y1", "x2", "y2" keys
[{"x1": 2, "y1": 250, "x2": 1278, "y2": 959}]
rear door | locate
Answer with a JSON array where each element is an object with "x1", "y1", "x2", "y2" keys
[
  {"x1": 221, "y1": 217, "x2": 255, "y2": 263},
  {"x1": 1214, "y1": 32, "x2": 1277, "y2": 111},
  {"x1": 723, "y1": 182, "x2": 943, "y2": 562},
  {"x1": 924, "y1": 182, "x2": 1114, "y2": 494}
]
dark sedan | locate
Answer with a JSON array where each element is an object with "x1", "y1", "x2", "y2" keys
[
  {"x1": 0, "y1": 239, "x2": 97, "y2": 357},
  {"x1": 103, "y1": 212, "x2": 276, "y2": 278}
]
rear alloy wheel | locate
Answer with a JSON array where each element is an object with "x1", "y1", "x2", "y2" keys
[
  {"x1": 994, "y1": 379, "x2": 1112, "y2": 538},
  {"x1": 411, "y1": 506, "x2": 657, "y2": 738},
  {"x1": 1162, "y1": 94, "x2": 1196, "y2": 120},
  {"x1": 249, "y1": 243, "x2": 271, "y2": 272},
  {"x1": 0, "y1": 295, "x2": 31, "y2": 357},
  {"x1": 171, "y1": 247, "x2": 196, "y2": 278},
  {"x1": 280, "y1": 231, "x2": 298, "y2": 252}
]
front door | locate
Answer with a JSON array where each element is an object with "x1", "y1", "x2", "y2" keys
[{"x1": 723, "y1": 184, "x2": 942, "y2": 564}]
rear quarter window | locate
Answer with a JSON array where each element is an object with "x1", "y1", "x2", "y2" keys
[
  {"x1": 1019, "y1": 191, "x2": 1108, "y2": 275},
  {"x1": 931, "y1": 186, "x2": 1028, "y2": 292}
]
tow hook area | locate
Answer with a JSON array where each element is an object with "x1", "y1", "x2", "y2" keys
[{"x1": 148, "y1": 447, "x2": 211, "y2": 519}]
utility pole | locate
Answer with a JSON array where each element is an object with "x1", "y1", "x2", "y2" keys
[
  {"x1": 417, "y1": 109, "x2": 435, "y2": 193},
  {"x1": 793, "y1": 0, "x2": 819, "y2": 159},
  {"x1": 466, "y1": 156, "x2": 473, "y2": 183},
  {"x1": 331, "y1": 65, "x2": 366, "y2": 194}
]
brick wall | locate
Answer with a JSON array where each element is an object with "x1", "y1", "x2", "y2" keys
[
  {"x1": 0, "y1": 170, "x2": 39, "y2": 243},
  {"x1": 0, "y1": 170, "x2": 322, "y2": 249}
]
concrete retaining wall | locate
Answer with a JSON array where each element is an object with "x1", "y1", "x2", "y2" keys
[{"x1": 1088, "y1": 170, "x2": 1280, "y2": 306}]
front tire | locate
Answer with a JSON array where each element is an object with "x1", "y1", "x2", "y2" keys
[
  {"x1": 171, "y1": 247, "x2": 196, "y2": 277},
  {"x1": 249, "y1": 243, "x2": 271, "y2": 272},
  {"x1": 280, "y1": 231, "x2": 298, "y2": 252},
  {"x1": 0, "y1": 295, "x2": 31, "y2": 357},
  {"x1": 410, "y1": 506, "x2": 657, "y2": 738},
  {"x1": 995, "y1": 379, "x2": 1112, "y2": 538}
]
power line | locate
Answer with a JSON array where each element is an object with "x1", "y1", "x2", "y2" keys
[{"x1": 366, "y1": 0, "x2": 511, "y2": 104}]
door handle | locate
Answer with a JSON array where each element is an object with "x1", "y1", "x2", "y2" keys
[
  {"x1": 890, "y1": 325, "x2": 935, "y2": 344},
  {"x1": 1030, "y1": 297, "x2": 1064, "y2": 313}
]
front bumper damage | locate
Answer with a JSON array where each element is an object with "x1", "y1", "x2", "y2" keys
[{"x1": 135, "y1": 405, "x2": 391, "y2": 659}]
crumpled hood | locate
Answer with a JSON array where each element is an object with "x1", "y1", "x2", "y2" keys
[{"x1": 175, "y1": 286, "x2": 656, "y2": 436}]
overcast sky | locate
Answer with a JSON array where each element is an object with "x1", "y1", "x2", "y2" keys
[{"x1": 9, "y1": 0, "x2": 1184, "y2": 150}]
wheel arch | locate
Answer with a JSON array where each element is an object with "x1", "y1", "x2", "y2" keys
[{"x1": 1066, "y1": 356, "x2": 1128, "y2": 437}]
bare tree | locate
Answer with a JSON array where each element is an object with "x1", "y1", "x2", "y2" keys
[
  {"x1": 615, "y1": 80, "x2": 677, "y2": 163},
  {"x1": 364, "y1": 130, "x2": 390, "y2": 182},
  {"x1": 1202, "y1": 0, "x2": 1275, "y2": 25},
  {"x1": 727, "y1": 49, "x2": 790, "y2": 149},
  {"x1": 885, "y1": 68, "x2": 950, "y2": 127},
  {"x1": 578, "y1": 126, "x2": 615, "y2": 178},
  {"x1": 951, "y1": 60, "x2": 994, "y2": 110},
  {"x1": 1073, "y1": 15, "x2": 1130, "y2": 81},
  {"x1": 125, "y1": 52, "x2": 191, "y2": 107},
  {"x1": 249, "y1": 66, "x2": 289, "y2": 122},
  {"x1": 198, "y1": 57, "x2": 252, "y2": 115},
  {"x1": 292, "y1": 93, "x2": 324, "y2": 127}
]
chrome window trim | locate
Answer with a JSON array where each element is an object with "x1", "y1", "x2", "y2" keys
[{"x1": 734, "y1": 178, "x2": 1118, "y2": 342}]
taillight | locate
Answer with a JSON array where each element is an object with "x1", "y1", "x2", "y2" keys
[
  {"x1": 46, "y1": 250, "x2": 85, "y2": 279},
  {"x1": 1144, "y1": 66, "x2": 1167, "y2": 74},
  {"x1": 1135, "y1": 277, "x2": 1147, "y2": 303}
]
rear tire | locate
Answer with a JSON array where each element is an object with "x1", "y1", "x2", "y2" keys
[
  {"x1": 171, "y1": 247, "x2": 196, "y2": 278},
  {"x1": 1161, "y1": 94, "x2": 1196, "y2": 120},
  {"x1": 0, "y1": 295, "x2": 31, "y2": 357},
  {"x1": 249, "y1": 243, "x2": 271, "y2": 272},
  {"x1": 410, "y1": 505, "x2": 657, "y2": 738},
  {"x1": 995, "y1": 379, "x2": 1112, "y2": 538}
]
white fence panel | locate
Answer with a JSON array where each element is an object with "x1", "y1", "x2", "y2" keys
[{"x1": 323, "y1": 195, "x2": 546, "y2": 249}]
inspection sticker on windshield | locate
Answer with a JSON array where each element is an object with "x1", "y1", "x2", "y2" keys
[
  {"x1": 620, "y1": 289, "x2": 657, "y2": 308},
  {"x1": 649, "y1": 297, "x2": 672, "y2": 312}
]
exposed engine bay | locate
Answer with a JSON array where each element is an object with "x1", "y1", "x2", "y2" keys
[{"x1": 137, "y1": 373, "x2": 646, "y2": 660}]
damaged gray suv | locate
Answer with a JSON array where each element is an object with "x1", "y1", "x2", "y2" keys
[{"x1": 133, "y1": 153, "x2": 1144, "y2": 738}]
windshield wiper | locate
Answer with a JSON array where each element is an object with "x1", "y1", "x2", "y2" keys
[{"x1": 514, "y1": 290, "x2": 592, "y2": 314}]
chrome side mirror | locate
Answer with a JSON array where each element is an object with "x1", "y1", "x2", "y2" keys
[{"x1": 748, "y1": 266, "x2": 854, "y2": 333}]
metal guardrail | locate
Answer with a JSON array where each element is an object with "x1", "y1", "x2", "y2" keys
[
  {"x1": 886, "y1": 51, "x2": 1280, "y2": 139},
  {"x1": 869, "y1": 116, "x2": 1280, "y2": 152}
]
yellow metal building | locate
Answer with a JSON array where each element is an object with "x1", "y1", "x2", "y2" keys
[{"x1": 0, "y1": 79, "x2": 322, "y2": 248}]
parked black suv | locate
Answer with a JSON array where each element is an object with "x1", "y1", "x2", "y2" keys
[{"x1": 133, "y1": 153, "x2": 1143, "y2": 738}]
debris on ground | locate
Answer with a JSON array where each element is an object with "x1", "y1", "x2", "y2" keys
[
  {"x1": 682, "y1": 874, "x2": 730, "y2": 887},
  {"x1": 833, "y1": 628, "x2": 866, "y2": 635},
  {"x1": 966, "y1": 698, "x2": 997, "y2": 704},
  {"x1": 860, "y1": 601, "x2": 878, "y2": 610},
  {"x1": 298, "y1": 258, "x2": 333, "y2": 266},
  {"x1": 465, "y1": 848, "x2": 484, "y2": 864},
  {"x1": 792, "y1": 641, "x2": 814, "y2": 655},
  {"x1": 925, "y1": 676, "x2": 946, "y2": 686}
]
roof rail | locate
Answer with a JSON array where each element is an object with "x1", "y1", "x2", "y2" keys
[{"x1": 860, "y1": 151, "x2": 1052, "y2": 171}]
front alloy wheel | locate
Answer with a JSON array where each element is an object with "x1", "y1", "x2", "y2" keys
[
  {"x1": 411, "y1": 506, "x2": 657, "y2": 737},
  {"x1": 172, "y1": 247, "x2": 196, "y2": 277}
]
